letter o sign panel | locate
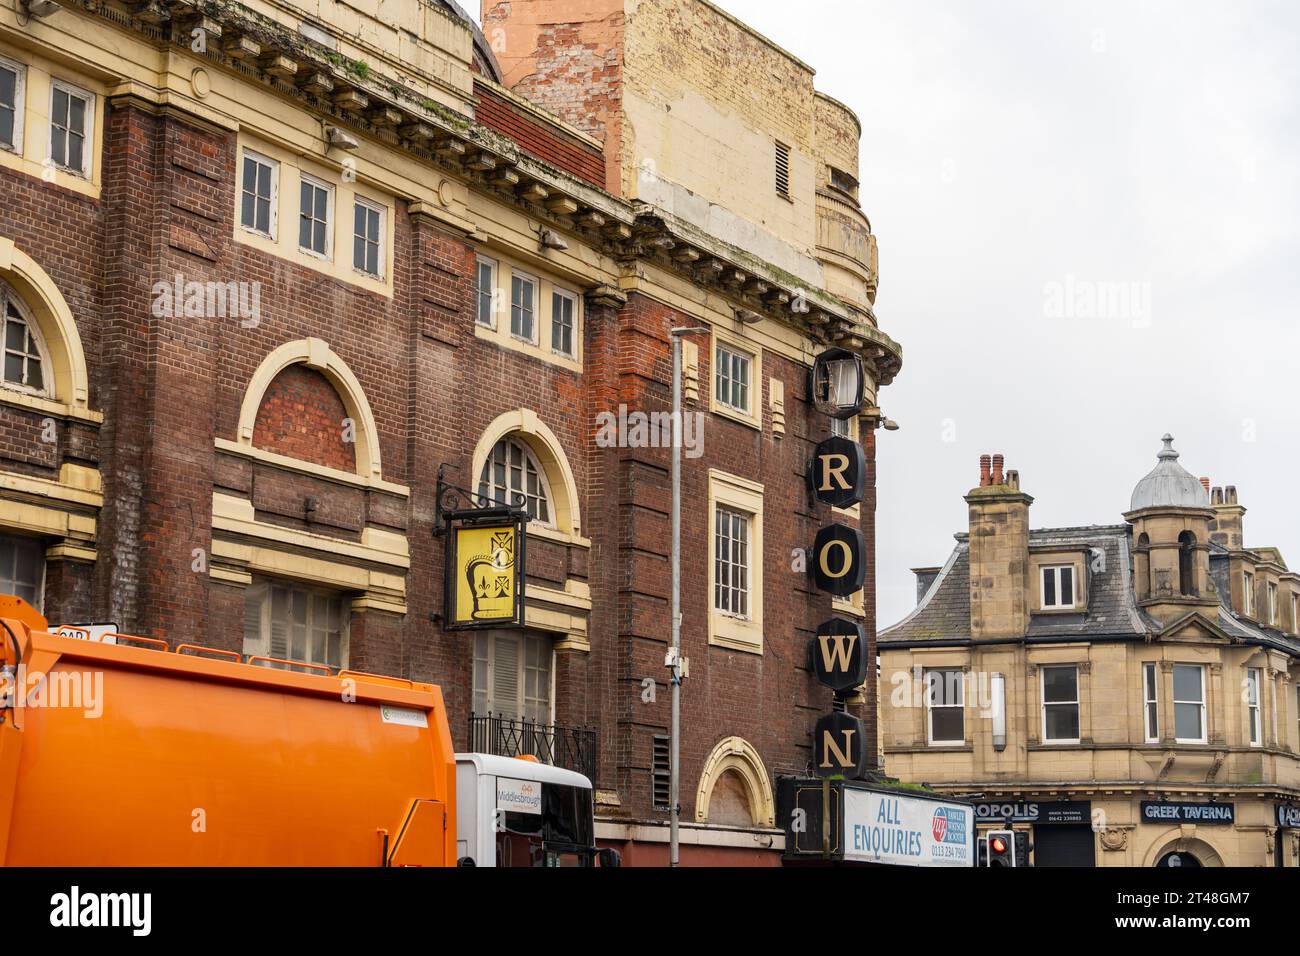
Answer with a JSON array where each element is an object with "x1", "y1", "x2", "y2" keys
[{"x1": 812, "y1": 524, "x2": 866, "y2": 596}]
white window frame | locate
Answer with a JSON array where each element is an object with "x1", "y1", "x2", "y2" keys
[
  {"x1": 550, "y1": 287, "x2": 577, "y2": 358},
  {"x1": 1143, "y1": 662, "x2": 1160, "y2": 744},
  {"x1": 0, "y1": 534, "x2": 46, "y2": 612},
  {"x1": 351, "y1": 195, "x2": 385, "y2": 279},
  {"x1": 1267, "y1": 582, "x2": 1278, "y2": 626},
  {"x1": 297, "y1": 172, "x2": 334, "y2": 260},
  {"x1": 238, "y1": 148, "x2": 279, "y2": 240},
  {"x1": 0, "y1": 54, "x2": 27, "y2": 154},
  {"x1": 242, "y1": 580, "x2": 349, "y2": 672},
  {"x1": 471, "y1": 630, "x2": 554, "y2": 726},
  {"x1": 707, "y1": 470, "x2": 764, "y2": 653},
  {"x1": 48, "y1": 78, "x2": 94, "y2": 178},
  {"x1": 925, "y1": 669, "x2": 965, "y2": 746},
  {"x1": 1040, "y1": 665, "x2": 1081, "y2": 744},
  {"x1": 1172, "y1": 664, "x2": 1207, "y2": 744},
  {"x1": 509, "y1": 270, "x2": 538, "y2": 344},
  {"x1": 1040, "y1": 564, "x2": 1077, "y2": 610},
  {"x1": 1243, "y1": 571, "x2": 1255, "y2": 616},
  {"x1": 477, "y1": 436, "x2": 555, "y2": 527},
  {"x1": 1246, "y1": 667, "x2": 1262, "y2": 747},
  {"x1": 1293, "y1": 593, "x2": 1299, "y2": 636},
  {"x1": 715, "y1": 341, "x2": 753, "y2": 416},
  {"x1": 0, "y1": 283, "x2": 52, "y2": 398},
  {"x1": 713, "y1": 504, "x2": 752, "y2": 620},
  {"x1": 475, "y1": 255, "x2": 497, "y2": 329}
]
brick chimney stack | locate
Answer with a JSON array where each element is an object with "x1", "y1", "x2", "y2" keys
[{"x1": 966, "y1": 453, "x2": 1033, "y2": 640}]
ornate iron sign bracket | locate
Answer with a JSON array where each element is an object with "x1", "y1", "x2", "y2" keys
[{"x1": 433, "y1": 465, "x2": 527, "y2": 536}]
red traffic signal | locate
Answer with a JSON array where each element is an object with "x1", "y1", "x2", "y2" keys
[{"x1": 983, "y1": 829, "x2": 1016, "y2": 867}]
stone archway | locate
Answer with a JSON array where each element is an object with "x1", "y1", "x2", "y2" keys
[
  {"x1": 694, "y1": 736, "x2": 775, "y2": 828},
  {"x1": 1143, "y1": 832, "x2": 1226, "y2": 867}
]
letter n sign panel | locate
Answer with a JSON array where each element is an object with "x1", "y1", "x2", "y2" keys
[
  {"x1": 812, "y1": 524, "x2": 866, "y2": 596},
  {"x1": 809, "y1": 436, "x2": 865, "y2": 509},
  {"x1": 814, "y1": 711, "x2": 868, "y2": 778},
  {"x1": 811, "y1": 619, "x2": 868, "y2": 692}
]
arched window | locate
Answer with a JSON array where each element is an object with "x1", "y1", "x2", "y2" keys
[
  {"x1": 1, "y1": 282, "x2": 49, "y2": 396},
  {"x1": 478, "y1": 437, "x2": 553, "y2": 524},
  {"x1": 1179, "y1": 531, "x2": 1196, "y2": 596}
]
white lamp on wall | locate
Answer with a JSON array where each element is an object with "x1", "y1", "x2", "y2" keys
[{"x1": 991, "y1": 672, "x2": 1007, "y2": 751}]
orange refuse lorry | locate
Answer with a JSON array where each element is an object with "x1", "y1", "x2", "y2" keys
[{"x1": 0, "y1": 597, "x2": 456, "y2": 866}]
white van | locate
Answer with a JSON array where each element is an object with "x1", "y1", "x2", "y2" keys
[{"x1": 454, "y1": 753, "x2": 618, "y2": 867}]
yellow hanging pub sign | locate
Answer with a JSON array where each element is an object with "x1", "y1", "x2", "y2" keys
[
  {"x1": 450, "y1": 523, "x2": 522, "y2": 627},
  {"x1": 436, "y1": 467, "x2": 528, "y2": 630}
]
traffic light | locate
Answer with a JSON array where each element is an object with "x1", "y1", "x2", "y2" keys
[
  {"x1": 1014, "y1": 830, "x2": 1032, "y2": 868},
  {"x1": 986, "y1": 829, "x2": 1015, "y2": 867}
]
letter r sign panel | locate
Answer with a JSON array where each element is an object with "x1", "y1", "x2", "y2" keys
[{"x1": 808, "y1": 436, "x2": 865, "y2": 508}]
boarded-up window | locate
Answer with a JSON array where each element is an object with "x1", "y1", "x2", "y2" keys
[
  {"x1": 252, "y1": 364, "x2": 356, "y2": 472},
  {"x1": 707, "y1": 769, "x2": 754, "y2": 827}
]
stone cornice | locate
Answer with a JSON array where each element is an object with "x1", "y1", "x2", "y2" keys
[{"x1": 65, "y1": 0, "x2": 902, "y2": 386}]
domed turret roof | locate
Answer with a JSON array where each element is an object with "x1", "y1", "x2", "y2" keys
[{"x1": 1130, "y1": 434, "x2": 1210, "y2": 511}]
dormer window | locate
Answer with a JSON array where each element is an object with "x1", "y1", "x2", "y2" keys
[
  {"x1": 1041, "y1": 565, "x2": 1076, "y2": 610},
  {"x1": 1243, "y1": 571, "x2": 1255, "y2": 617},
  {"x1": 1267, "y1": 582, "x2": 1278, "y2": 626}
]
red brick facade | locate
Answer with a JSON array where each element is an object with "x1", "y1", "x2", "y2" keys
[
  {"x1": 0, "y1": 45, "x2": 881, "y2": 860},
  {"x1": 474, "y1": 82, "x2": 606, "y2": 188}
]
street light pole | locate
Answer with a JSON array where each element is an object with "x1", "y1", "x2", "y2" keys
[{"x1": 669, "y1": 326, "x2": 707, "y2": 868}]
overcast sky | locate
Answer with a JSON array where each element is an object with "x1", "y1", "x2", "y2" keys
[
  {"x1": 477, "y1": 1, "x2": 1300, "y2": 628},
  {"x1": 719, "y1": 0, "x2": 1300, "y2": 626}
]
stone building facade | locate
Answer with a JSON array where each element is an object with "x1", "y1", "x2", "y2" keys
[
  {"x1": 880, "y1": 441, "x2": 1300, "y2": 867},
  {"x1": 0, "y1": 0, "x2": 899, "y2": 864}
]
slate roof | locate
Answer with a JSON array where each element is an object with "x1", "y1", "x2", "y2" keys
[
  {"x1": 882, "y1": 525, "x2": 1152, "y2": 645},
  {"x1": 882, "y1": 524, "x2": 1300, "y2": 657}
]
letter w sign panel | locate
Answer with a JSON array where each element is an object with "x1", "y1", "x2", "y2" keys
[{"x1": 811, "y1": 619, "x2": 868, "y2": 692}]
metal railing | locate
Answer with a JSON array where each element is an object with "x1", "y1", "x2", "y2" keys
[{"x1": 468, "y1": 713, "x2": 598, "y2": 784}]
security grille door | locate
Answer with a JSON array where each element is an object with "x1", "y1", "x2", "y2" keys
[{"x1": 1032, "y1": 824, "x2": 1096, "y2": 867}]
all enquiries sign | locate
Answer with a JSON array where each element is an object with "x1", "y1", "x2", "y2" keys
[{"x1": 844, "y1": 787, "x2": 974, "y2": 867}]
